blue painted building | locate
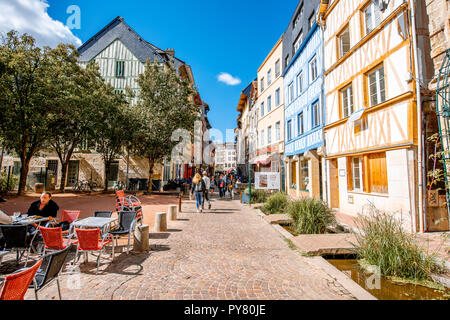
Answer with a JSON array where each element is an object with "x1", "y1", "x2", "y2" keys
[{"x1": 283, "y1": 22, "x2": 325, "y2": 200}]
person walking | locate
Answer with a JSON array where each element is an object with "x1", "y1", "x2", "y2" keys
[
  {"x1": 228, "y1": 175, "x2": 235, "y2": 200},
  {"x1": 191, "y1": 173, "x2": 206, "y2": 213},
  {"x1": 202, "y1": 171, "x2": 211, "y2": 210},
  {"x1": 219, "y1": 174, "x2": 225, "y2": 198}
]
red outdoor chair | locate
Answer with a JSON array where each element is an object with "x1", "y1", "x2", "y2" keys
[
  {"x1": 39, "y1": 226, "x2": 78, "y2": 256},
  {"x1": 60, "y1": 210, "x2": 81, "y2": 236},
  {"x1": 0, "y1": 260, "x2": 42, "y2": 300},
  {"x1": 115, "y1": 191, "x2": 143, "y2": 223},
  {"x1": 74, "y1": 229, "x2": 112, "y2": 274}
]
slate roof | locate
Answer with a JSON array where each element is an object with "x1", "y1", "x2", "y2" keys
[{"x1": 77, "y1": 16, "x2": 185, "y2": 71}]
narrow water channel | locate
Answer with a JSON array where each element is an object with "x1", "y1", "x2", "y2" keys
[{"x1": 327, "y1": 256, "x2": 449, "y2": 300}]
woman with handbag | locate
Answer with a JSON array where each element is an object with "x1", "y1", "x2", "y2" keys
[{"x1": 191, "y1": 173, "x2": 206, "y2": 213}]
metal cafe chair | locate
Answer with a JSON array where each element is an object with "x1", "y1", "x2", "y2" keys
[
  {"x1": 0, "y1": 225, "x2": 32, "y2": 266},
  {"x1": 30, "y1": 244, "x2": 73, "y2": 300},
  {"x1": 73, "y1": 228, "x2": 113, "y2": 274},
  {"x1": 39, "y1": 226, "x2": 78, "y2": 256},
  {"x1": 0, "y1": 260, "x2": 42, "y2": 300},
  {"x1": 108, "y1": 211, "x2": 137, "y2": 256}
]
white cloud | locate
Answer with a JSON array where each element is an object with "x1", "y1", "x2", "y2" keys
[
  {"x1": 0, "y1": 0, "x2": 82, "y2": 48},
  {"x1": 217, "y1": 72, "x2": 242, "y2": 86}
]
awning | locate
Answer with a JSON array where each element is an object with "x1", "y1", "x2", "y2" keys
[{"x1": 347, "y1": 108, "x2": 366, "y2": 124}]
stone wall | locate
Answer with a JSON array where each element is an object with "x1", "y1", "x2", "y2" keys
[{"x1": 425, "y1": 0, "x2": 450, "y2": 90}]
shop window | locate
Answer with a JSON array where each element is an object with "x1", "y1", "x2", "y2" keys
[
  {"x1": 299, "y1": 159, "x2": 309, "y2": 191},
  {"x1": 291, "y1": 161, "x2": 298, "y2": 189}
]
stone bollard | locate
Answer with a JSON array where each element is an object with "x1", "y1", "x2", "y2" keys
[
  {"x1": 154, "y1": 212, "x2": 167, "y2": 232},
  {"x1": 133, "y1": 224, "x2": 150, "y2": 253},
  {"x1": 168, "y1": 205, "x2": 178, "y2": 221}
]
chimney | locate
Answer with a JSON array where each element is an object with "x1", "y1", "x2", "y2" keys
[{"x1": 165, "y1": 48, "x2": 175, "y2": 57}]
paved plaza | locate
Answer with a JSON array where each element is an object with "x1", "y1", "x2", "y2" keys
[{"x1": 1, "y1": 194, "x2": 357, "y2": 300}]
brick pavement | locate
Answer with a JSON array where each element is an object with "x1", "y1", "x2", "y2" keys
[{"x1": 2, "y1": 195, "x2": 356, "y2": 300}]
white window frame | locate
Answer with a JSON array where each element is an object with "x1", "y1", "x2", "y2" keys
[
  {"x1": 310, "y1": 57, "x2": 318, "y2": 82},
  {"x1": 298, "y1": 112, "x2": 304, "y2": 136},
  {"x1": 368, "y1": 65, "x2": 386, "y2": 107},
  {"x1": 275, "y1": 88, "x2": 280, "y2": 106},
  {"x1": 352, "y1": 157, "x2": 363, "y2": 191},
  {"x1": 341, "y1": 84, "x2": 354, "y2": 118},
  {"x1": 275, "y1": 60, "x2": 281, "y2": 78},
  {"x1": 289, "y1": 82, "x2": 294, "y2": 103},
  {"x1": 287, "y1": 120, "x2": 293, "y2": 141},
  {"x1": 294, "y1": 30, "x2": 303, "y2": 54},
  {"x1": 275, "y1": 121, "x2": 281, "y2": 141},
  {"x1": 339, "y1": 26, "x2": 351, "y2": 58},
  {"x1": 364, "y1": 1, "x2": 382, "y2": 35},
  {"x1": 268, "y1": 126, "x2": 272, "y2": 145},
  {"x1": 297, "y1": 71, "x2": 303, "y2": 96},
  {"x1": 267, "y1": 96, "x2": 272, "y2": 113},
  {"x1": 312, "y1": 101, "x2": 321, "y2": 128},
  {"x1": 260, "y1": 102, "x2": 265, "y2": 117},
  {"x1": 267, "y1": 69, "x2": 272, "y2": 86}
]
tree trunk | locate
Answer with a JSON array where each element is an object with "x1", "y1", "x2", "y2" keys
[
  {"x1": 58, "y1": 148, "x2": 75, "y2": 192},
  {"x1": 147, "y1": 159, "x2": 154, "y2": 193},
  {"x1": 104, "y1": 160, "x2": 111, "y2": 192},
  {"x1": 59, "y1": 161, "x2": 68, "y2": 192},
  {"x1": 17, "y1": 156, "x2": 31, "y2": 196}
]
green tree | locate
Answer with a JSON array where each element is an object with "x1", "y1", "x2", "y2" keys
[
  {"x1": 93, "y1": 82, "x2": 134, "y2": 192},
  {"x1": 47, "y1": 49, "x2": 109, "y2": 192},
  {"x1": 134, "y1": 60, "x2": 199, "y2": 192},
  {"x1": 0, "y1": 31, "x2": 55, "y2": 195}
]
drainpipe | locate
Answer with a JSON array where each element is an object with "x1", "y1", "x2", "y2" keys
[{"x1": 410, "y1": 0, "x2": 426, "y2": 232}]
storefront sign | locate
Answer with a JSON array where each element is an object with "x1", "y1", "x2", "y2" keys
[
  {"x1": 255, "y1": 172, "x2": 280, "y2": 191},
  {"x1": 285, "y1": 129, "x2": 323, "y2": 156}
]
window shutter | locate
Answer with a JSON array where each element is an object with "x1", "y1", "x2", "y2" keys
[
  {"x1": 347, "y1": 157, "x2": 353, "y2": 191},
  {"x1": 368, "y1": 152, "x2": 388, "y2": 194},
  {"x1": 363, "y1": 155, "x2": 370, "y2": 193}
]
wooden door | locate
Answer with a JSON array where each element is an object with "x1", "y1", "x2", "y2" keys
[{"x1": 329, "y1": 159, "x2": 340, "y2": 209}]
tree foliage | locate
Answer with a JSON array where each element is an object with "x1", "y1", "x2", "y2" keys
[
  {"x1": 0, "y1": 31, "x2": 55, "y2": 194},
  {"x1": 134, "y1": 60, "x2": 199, "y2": 191}
]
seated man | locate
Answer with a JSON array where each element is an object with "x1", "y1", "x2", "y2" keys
[
  {"x1": 27, "y1": 192, "x2": 59, "y2": 219},
  {"x1": 26, "y1": 192, "x2": 60, "y2": 242}
]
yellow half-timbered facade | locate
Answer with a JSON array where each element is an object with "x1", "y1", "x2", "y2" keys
[{"x1": 319, "y1": 0, "x2": 438, "y2": 232}]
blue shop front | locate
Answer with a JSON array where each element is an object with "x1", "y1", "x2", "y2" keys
[{"x1": 283, "y1": 23, "x2": 325, "y2": 200}]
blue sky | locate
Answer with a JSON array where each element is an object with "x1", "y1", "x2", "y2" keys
[{"x1": 1, "y1": 0, "x2": 299, "y2": 141}]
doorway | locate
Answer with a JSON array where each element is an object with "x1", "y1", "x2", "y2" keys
[
  {"x1": 108, "y1": 161, "x2": 120, "y2": 187},
  {"x1": 329, "y1": 159, "x2": 340, "y2": 209},
  {"x1": 67, "y1": 161, "x2": 80, "y2": 187}
]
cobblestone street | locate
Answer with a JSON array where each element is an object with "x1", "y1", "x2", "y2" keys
[{"x1": 7, "y1": 196, "x2": 357, "y2": 300}]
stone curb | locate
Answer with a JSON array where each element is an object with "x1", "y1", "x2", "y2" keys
[
  {"x1": 241, "y1": 202, "x2": 377, "y2": 300},
  {"x1": 308, "y1": 257, "x2": 377, "y2": 300}
]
